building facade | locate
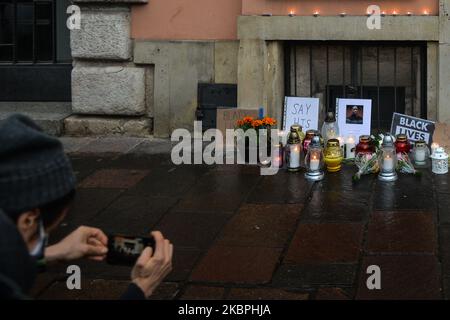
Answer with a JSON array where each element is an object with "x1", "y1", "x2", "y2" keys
[{"x1": 1, "y1": 0, "x2": 449, "y2": 138}]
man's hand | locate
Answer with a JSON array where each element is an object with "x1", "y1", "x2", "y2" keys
[
  {"x1": 45, "y1": 226, "x2": 108, "y2": 263},
  {"x1": 131, "y1": 231, "x2": 173, "y2": 298}
]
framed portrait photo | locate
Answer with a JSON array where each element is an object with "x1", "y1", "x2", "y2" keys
[{"x1": 337, "y1": 98, "x2": 372, "y2": 138}]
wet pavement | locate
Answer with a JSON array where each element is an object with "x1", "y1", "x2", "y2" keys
[{"x1": 32, "y1": 138, "x2": 450, "y2": 300}]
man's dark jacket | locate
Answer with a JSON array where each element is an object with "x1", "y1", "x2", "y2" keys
[
  {"x1": 0, "y1": 210, "x2": 37, "y2": 299},
  {"x1": 0, "y1": 210, "x2": 145, "y2": 300}
]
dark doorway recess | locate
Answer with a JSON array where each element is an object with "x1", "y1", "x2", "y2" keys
[{"x1": 285, "y1": 41, "x2": 427, "y2": 133}]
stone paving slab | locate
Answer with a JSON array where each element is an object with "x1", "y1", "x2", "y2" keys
[
  {"x1": 356, "y1": 256, "x2": 442, "y2": 300},
  {"x1": 32, "y1": 137, "x2": 450, "y2": 300}
]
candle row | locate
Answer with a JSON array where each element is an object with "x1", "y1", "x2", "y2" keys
[{"x1": 285, "y1": 10, "x2": 430, "y2": 17}]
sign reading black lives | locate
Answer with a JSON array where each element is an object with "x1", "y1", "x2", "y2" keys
[{"x1": 390, "y1": 112, "x2": 435, "y2": 145}]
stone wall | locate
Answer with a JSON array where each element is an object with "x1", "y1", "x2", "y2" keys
[
  {"x1": 68, "y1": 0, "x2": 240, "y2": 137},
  {"x1": 134, "y1": 40, "x2": 239, "y2": 137},
  {"x1": 67, "y1": 0, "x2": 152, "y2": 137}
]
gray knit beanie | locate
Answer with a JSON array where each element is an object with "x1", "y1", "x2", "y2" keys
[{"x1": 0, "y1": 114, "x2": 76, "y2": 216}]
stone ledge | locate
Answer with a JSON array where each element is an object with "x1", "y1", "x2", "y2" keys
[
  {"x1": 238, "y1": 16, "x2": 439, "y2": 41},
  {"x1": 64, "y1": 115, "x2": 152, "y2": 137},
  {"x1": 72, "y1": 65, "x2": 146, "y2": 115}
]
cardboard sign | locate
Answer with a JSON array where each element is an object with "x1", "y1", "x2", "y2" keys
[
  {"x1": 216, "y1": 108, "x2": 259, "y2": 144},
  {"x1": 427, "y1": 122, "x2": 449, "y2": 149},
  {"x1": 283, "y1": 97, "x2": 320, "y2": 131},
  {"x1": 390, "y1": 113, "x2": 435, "y2": 145},
  {"x1": 337, "y1": 98, "x2": 372, "y2": 139}
]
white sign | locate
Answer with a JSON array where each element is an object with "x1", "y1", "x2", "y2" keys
[
  {"x1": 337, "y1": 98, "x2": 372, "y2": 139},
  {"x1": 283, "y1": 97, "x2": 320, "y2": 131}
]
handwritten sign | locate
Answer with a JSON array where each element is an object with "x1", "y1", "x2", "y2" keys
[
  {"x1": 216, "y1": 108, "x2": 259, "y2": 144},
  {"x1": 390, "y1": 113, "x2": 435, "y2": 145},
  {"x1": 283, "y1": 97, "x2": 319, "y2": 131}
]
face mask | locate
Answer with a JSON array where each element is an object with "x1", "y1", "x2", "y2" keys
[{"x1": 29, "y1": 220, "x2": 48, "y2": 260}]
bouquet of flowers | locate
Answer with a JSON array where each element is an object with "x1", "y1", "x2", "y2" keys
[
  {"x1": 370, "y1": 133, "x2": 388, "y2": 152},
  {"x1": 236, "y1": 116, "x2": 277, "y2": 132},
  {"x1": 397, "y1": 152, "x2": 421, "y2": 176},
  {"x1": 353, "y1": 152, "x2": 380, "y2": 181}
]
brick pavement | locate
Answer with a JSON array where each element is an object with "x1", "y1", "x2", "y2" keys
[{"x1": 33, "y1": 137, "x2": 449, "y2": 300}]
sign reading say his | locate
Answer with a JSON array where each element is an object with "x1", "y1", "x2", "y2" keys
[
  {"x1": 283, "y1": 97, "x2": 320, "y2": 131},
  {"x1": 390, "y1": 112, "x2": 435, "y2": 145}
]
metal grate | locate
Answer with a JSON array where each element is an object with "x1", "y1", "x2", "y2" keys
[
  {"x1": 285, "y1": 41, "x2": 428, "y2": 132},
  {"x1": 0, "y1": 0, "x2": 56, "y2": 64}
]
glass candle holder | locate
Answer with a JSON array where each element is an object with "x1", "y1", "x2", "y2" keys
[
  {"x1": 355, "y1": 135, "x2": 375, "y2": 156},
  {"x1": 344, "y1": 135, "x2": 356, "y2": 159},
  {"x1": 378, "y1": 135, "x2": 398, "y2": 182},
  {"x1": 305, "y1": 135, "x2": 325, "y2": 181},
  {"x1": 272, "y1": 142, "x2": 284, "y2": 169},
  {"x1": 431, "y1": 147, "x2": 449, "y2": 174},
  {"x1": 303, "y1": 130, "x2": 317, "y2": 157},
  {"x1": 413, "y1": 140, "x2": 430, "y2": 166},
  {"x1": 431, "y1": 142, "x2": 440, "y2": 155},
  {"x1": 321, "y1": 112, "x2": 340, "y2": 144},
  {"x1": 395, "y1": 134, "x2": 411, "y2": 155},
  {"x1": 324, "y1": 138, "x2": 344, "y2": 172},
  {"x1": 286, "y1": 127, "x2": 302, "y2": 172}
]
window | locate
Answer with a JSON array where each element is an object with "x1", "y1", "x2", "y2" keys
[{"x1": 0, "y1": 0, "x2": 62, "y2": 63}]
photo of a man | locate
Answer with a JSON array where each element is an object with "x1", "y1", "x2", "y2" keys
[{"x1": 346, "y1": 105, "x2": 364, "y2": 124}]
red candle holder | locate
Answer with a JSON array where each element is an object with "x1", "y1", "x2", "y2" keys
[
  {"x1": 395, "y1": 134, "x2": 411, "y2": 154},
  {"x1": 355, "y1": 135, "x2": 375, "y2": 155}
]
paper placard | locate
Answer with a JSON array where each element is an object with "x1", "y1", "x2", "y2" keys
[
  {"x1": 337, "y1": 98, "x2": 372, "y2": 139},
  {"x1": 390, "y1": 112, "x2": 435, "y2": 145},
  {"x1": 283, "y1": 97, "x2": 320, "y2": 131},
  {"x1": 216, "y1": 108, "x2": 259, "y2": 144}
]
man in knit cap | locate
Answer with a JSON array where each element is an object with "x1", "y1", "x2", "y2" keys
[{"x1": 0, "y1": 114, "x2": 173, "y2": 299}]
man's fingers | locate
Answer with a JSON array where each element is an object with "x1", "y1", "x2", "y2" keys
[
  {"x1": 136, "y1": 247, "x2": 153, "y2": 268},
  {"x1": 168, "y1": 243, "x2": 174, "y2": 263},
  {"x1": 88, "y1": 255, "x2": 106, "y2": 262},
  {"x1": 88, "y1": 228, "x2": 108, "y2": 246},
  {"x1": 164, "y1": 239, "x2": 171, "y2": 264},
  {"x1": 151, "y1": 231, "x2": 166, "y2": 261},
  {"x1": 87, "y1": 237, "x2": 104, "y2": 248},
  {"x1": 84, "y1": 244, "x2": 108, "y2": 257}
]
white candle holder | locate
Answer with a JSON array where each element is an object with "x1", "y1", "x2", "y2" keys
[
  {"x1": 431, "y1": 147, "x2": 449, "y2": 174},
  {"x1": 413, "y1": 140, "x2": 430, "y2": 166},
  {"x1": 286, "y1": 127, "x2": 302, "y2": 172}
]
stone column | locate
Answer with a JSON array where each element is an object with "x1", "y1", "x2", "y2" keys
[
  {"x1": 438, "y1": 0, "x2": 450, "y2": 123},
  {"x1": 66, "y1": 0, "x2": 151, "y2": 137},
  {"x1": 237, "y1": 40, "x2": 284, "y2": 127}
]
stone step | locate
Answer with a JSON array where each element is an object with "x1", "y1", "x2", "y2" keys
[{"x1": 0, "y1": 102, "x2": 72, "y2": 136}]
